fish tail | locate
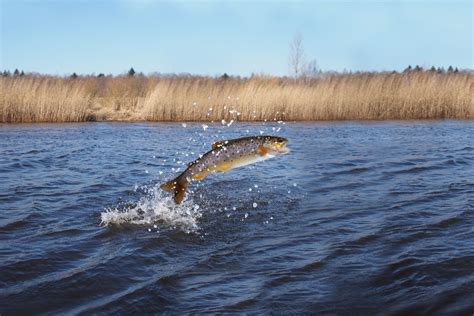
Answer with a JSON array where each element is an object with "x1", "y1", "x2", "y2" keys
[{"x1": 160, "y1": 173, "x2": 189, "y2": 204}]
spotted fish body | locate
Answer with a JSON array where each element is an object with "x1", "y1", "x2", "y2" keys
[{"x1": 160, "y1": 135, "x2": 289, "y2": 204}]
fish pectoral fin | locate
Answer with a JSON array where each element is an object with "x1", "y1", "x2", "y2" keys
[
  {"x1": 216, "y1": 162, "x2": 232, "y2": 172},
  {"x1": 211, "y1": 140, "x2": 227, "y2": 150},
  {"x1": 257, "y1": 144, "x2": 268, "y2": 156},
  {"x1": 191, "y1": 171, "x2": 208, "y2": 181}
]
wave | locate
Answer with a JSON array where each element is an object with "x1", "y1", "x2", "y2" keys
[{"x1": 100, "y1": 184, "x2": 202, "y2": 233}]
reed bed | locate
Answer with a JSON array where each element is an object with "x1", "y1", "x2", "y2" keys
[
  {"x1": 0, "y1": 72, "x2": 472, "y2": 123},
  {"x1": 0, "y1": 77, "x2": 90, "y2": 123}
]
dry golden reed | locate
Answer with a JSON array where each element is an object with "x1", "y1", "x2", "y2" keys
[
  {"x1": 0, "y1": 76, "x2": 90, "y2": 123},
  {"x1": 1, "y1": 72, "x2": 472, "y2": 123}
]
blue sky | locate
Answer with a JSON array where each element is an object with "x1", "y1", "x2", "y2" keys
[{"x1": 1, "y1": 0, "x2": 472, "y2": 76}]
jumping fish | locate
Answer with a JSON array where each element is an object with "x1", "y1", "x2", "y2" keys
[{"x1": 160, "y1": 136, "x2": 290, "y2": 204}]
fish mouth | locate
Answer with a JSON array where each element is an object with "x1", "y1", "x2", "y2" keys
[
  {"x1": 278, "y1": 145, "x2": 290, "y2": 154},
  {"x1": 272, "y1": 143, "x2": 290, "y2": 154}
]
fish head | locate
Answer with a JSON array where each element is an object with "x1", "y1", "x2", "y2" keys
[{"x1": 262, "y1": 136, "x2": 290, "y2": 155}]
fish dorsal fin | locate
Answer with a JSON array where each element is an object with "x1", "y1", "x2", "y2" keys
[{"x1": 212, "y1": 140, "x2": 227, "y2": 150}]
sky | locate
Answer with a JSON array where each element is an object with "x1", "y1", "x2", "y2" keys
[{"x1": 1, "y1": 0, "x2": 472, "y2": 76}]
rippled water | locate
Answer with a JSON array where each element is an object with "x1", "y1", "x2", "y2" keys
[{"x1": 1, "y1": 121, "x2": 473, "y2": 314}]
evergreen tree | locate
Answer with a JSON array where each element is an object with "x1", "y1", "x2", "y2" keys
[
  {"x1": 13, "y1": 68, "x2": 20, "y2": 76},
  {"x1": 447, "y1": 66, "x2": 454, "y2": 73},
  {"x1": 403, "y1": 65, "x2": 412, "y2": 73},
  {"x1": 20, "y1": 70, "x2": 25, "y2": 76},
  {"x1": 430, "y1": 66, "x2": 436, "y2": 72},
  {"x1": 97, "y1": 73, "x2": 105, "y2": 78},
  {"x1": 128, "y1": 67, "x2": 136, "y2": 77},
  {"x1": 220, "y1": 73, "x2": 230, "y2": 80},
  {"x1": 454, "y1": 67, "x2": 459, "y2": 73},
  {"x1": 70, "y1": 72, "x2": 78, "y2": 79}
]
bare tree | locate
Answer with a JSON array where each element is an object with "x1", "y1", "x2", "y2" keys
[
  {"x1": 289, "y1": 32, "x2": 306, "y2": 78},
  {"x1": 303, "y1": 58, "x2": 320, "y2": 78}
]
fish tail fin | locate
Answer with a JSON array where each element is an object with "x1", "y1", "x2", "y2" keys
[{"x1": 160, "y1": 174, "x2": 189, "y2": 204}]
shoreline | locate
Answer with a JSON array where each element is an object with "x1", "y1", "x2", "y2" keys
[{"x1": 1, "y1": 118, "x2": 473, "y2": 126}]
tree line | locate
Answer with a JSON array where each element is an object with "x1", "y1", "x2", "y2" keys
[{"x1": 2, "y1": 34, "x2": 465, "y2": 81}]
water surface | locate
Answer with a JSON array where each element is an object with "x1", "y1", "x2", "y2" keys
[{"x1": 1, "y1": 121, "x2": 473, "y2": 314}]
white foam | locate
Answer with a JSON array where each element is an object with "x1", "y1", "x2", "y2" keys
[{"x1": 100, "y1": 185, "x2": 201, "y2": 233}]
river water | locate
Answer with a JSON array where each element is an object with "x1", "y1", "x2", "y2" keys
[{"x1": 0, "y1": 121, "x2": 473, "y2": 314}]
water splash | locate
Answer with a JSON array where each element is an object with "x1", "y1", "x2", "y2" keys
[{"x1": 100, "y1": 185, "x2": 202, "y2": 233}]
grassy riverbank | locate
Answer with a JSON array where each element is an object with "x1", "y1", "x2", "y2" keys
[{"x1": 1, "y1": 71, "x2": 472, "y2": 123}]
